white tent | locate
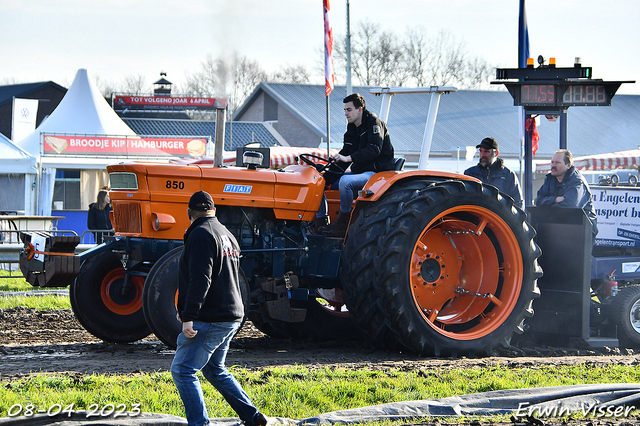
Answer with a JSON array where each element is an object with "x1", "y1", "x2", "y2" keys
[
  {"x1": 0, "y1": 133, "x2": 36, "y2": 174},
  {"x1": 17, "y1": 68, "x2": 136, "y2": 156},
  {"x1": 15, "y1": 69, "x2": 137, "y2": 215},
  {"x1": 0, "y1": 133, "x2": 36, "y2": 213}
]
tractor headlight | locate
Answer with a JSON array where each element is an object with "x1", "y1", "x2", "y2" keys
[{"x1": 151, "y1": 213, "x2": 176, "y2": 231}]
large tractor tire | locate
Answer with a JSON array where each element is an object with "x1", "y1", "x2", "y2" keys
[
  {"x1": 142, "y1": 247, "x2": 251, "y2": 349},
  {"x1": 610, "y1": 285, "x2": 640, "y2": 348},
  {"x1": 341, "y1": 183, "x2": 412, "y2": 349},
  {"x1": 70, "y1": 251, "x2": 151, "y2": 343},
  {"x1": 344, "y1": 179, "x2": 542, "y2": 356},
  {"x1": 142, "y1": 247, "x2": 182, "y2": 348}
]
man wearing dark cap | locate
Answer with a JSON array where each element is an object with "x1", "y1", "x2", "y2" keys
[
  {"x1": 171, "y1": 190, "x2": 269, "y2": 426},
  {"x1": 464, "y1": 137, "x2": 523, "y2": 208}
]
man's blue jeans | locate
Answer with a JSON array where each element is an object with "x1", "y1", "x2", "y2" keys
[
  {"x1": 317, "y1": 171, "x2": 376, "y2": 217},
  {"x1": 171, "y1": 321, "x2": 259, "y2": 426}
]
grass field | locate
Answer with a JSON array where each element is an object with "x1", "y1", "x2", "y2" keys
[
  {"x1": 0, "y1": 271, "x2": 71, "y2": 310},
  {"x1": 1, "y1": 364, "x2": 640, "y2": 421}
]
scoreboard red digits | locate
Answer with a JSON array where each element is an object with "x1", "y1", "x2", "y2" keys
[{"x1": 520, "y1": 85, "x2": 556, "y2": 105}]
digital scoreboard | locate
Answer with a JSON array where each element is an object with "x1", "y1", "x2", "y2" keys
[
  {"x1": 494, "y1": 62, "x2": 632, "y2": 108},
  {"x1": 517, "y1": 83, "x2": 612, "y2": 107}
]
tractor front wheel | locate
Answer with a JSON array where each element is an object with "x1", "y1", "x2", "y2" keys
[
  {"x1": 142, "y1": 247, "x2": 251, "y2": 349},
  {"x1": 70, "y1": 251, "x2": 150, "y2": 343},
  {"x1": 142, "y1": 247, "x2": 183, "y2": 348}
]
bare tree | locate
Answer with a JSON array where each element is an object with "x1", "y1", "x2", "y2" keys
[
  {"x1": 270, "y1": 65, "x2": 310, "y2": 84},
  {"x1": 373, "y1": 29, "x2": 408, "y2": 86},
  {"x1": 94, "y1": 74, "x2": 149, "y2": 98},
  {"x1": 335, "y1": 24, "x2": 493, "y2": 90},
  {"x1": 94, "y1": 75, "x2": 118, "y2": 99},
  {"x1": 350, "y1": 20, "x2": 379, "y2": 86},
  {"x1": 404, "y1": 27, "x2": 432, "y2": 87},
  {"x1": 121, "y1": 74, "x2": 148, "y2": 95},
  {"x1": 182, "y1": 54, "x2": 311, "y2": 114}
]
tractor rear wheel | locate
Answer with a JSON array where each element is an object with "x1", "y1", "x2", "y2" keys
[
  {"x1": 70, "y1": 251, "x2": 151, "y2": 343},
  {"x1": 142, "y1": 247, "x2": 251, "y2": 349},
  {"x1": 344, "y1": 179, "x2": 542, "y2": 356},
  {"x1": 610, "y1": 285, "x2": 640, "y2": 348}
]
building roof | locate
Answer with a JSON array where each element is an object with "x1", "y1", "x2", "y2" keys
[
  {"x1": 0, "y1": 81, "x2": 67, "y2": 107},
  {"x1": 235, "y1": 83, "x2": 640, "y2": 159},
  {"x1": 122, "y1": 118, "x2": 286, "y2": 151}
]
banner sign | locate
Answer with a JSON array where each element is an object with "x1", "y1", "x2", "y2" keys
[
  {"x1": 12, "y1": 98, "x2": 39, "y2": 142},
  {"x1": 113, "y1": 95, "x2": 227, "y2": 111},
  {"x1": 593, "y1": 186, "x2": 640, "y2": 248},
  {"x1": 42, "y1": 134, "x2": 209, "y2": 157}
]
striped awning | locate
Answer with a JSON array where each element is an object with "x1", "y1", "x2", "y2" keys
[
  {"x1": 536, "y1": 149, "x2": 640, "y2": 173},
  {"x1": 175, "y1": 147, "x2": 341, "y2": 168}
]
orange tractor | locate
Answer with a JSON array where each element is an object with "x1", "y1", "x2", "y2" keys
[{"x1": 20, "y1": 148, "x2": 542, "y2": 356}]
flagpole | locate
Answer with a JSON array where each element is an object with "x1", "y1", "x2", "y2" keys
[
  {"x1": 324, "y1": 0, "x2": 335, "y2": 159},
  {"x1": 518, "y1": 0, "x2": 532, "y2": 207},
  {"x1": 326, "y1": 95, "x2": 331, "y2": 158},
  {"x1": 345, "y1": 0, "x2": 352, "y2": 96}
]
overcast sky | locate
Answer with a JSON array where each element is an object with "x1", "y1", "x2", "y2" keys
[{"x1": 1, "y1": 0, "x2": 638, "y2": 94}]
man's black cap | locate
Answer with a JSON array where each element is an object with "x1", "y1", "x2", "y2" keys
[
  {"x1": 476, "y1": 137, "x2": 499, "y2": 150},
  {"x1": 188, "y1": 190, "x2": 214, "y2": 211}
]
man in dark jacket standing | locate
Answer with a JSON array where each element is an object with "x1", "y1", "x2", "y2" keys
[
  {"x1": 324, "y1": 93, "x2": 395, "y2": 237},
  {"x1": 536, "y1": 149, "x2": 598, "y2": 239},
  {"x1": 464, "y1": 137, "x2": 523, "y2": 208},
  {"x1": 171, "y1": 190, "x2": 268, "y2": 426}
]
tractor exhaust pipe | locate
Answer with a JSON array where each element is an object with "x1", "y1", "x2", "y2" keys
[{"x1": 213, "y1": 105, "x2": 227, "y2": 167}]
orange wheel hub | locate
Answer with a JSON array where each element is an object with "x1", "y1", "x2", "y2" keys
[
  {"x1": 410, "y1": 205, "x2": 522, "y2": 340},
  {"x1": 100, "y1": 268, "x2": 144, "y2": 316}
]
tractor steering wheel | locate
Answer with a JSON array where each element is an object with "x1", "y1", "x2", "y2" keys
[{"x1": 299, "y1": 153, "x2": 339, "y2": 174}]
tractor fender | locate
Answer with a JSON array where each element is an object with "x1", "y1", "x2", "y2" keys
[
  {"x1": 347, "y1": 170, "x2": 481, "y2": 232},
  {"x1": 358, "y1": 170, "x2": 480, "y2": 203}
]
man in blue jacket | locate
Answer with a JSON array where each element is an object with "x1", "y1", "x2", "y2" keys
[
  {"x1": 464, "y1": 137, "x2": 523, "y2": 208},
  {"x1": 536, "y1": 149, "x2": 598, "y2": 239},
  {"x1": 171, "y1": 190, "x2": 268, "y2": 426}
]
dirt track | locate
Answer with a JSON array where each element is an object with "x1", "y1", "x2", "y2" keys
[{"x1": 2, "y1": 307, "x2": 640, "y2": 382}]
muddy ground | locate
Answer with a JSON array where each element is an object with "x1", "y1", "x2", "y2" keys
[
  {"x1": 2, "y1": 307, "x2": 640, "y2": 382},
  {"x1": 4, "y1": 308, "x2": 640, "y2": 425}
]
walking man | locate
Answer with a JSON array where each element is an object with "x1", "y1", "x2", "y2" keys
[{"x1": 171, "y1": 190, "x2": 268, "y2": 426}]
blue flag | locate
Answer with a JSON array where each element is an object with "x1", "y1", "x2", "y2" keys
[{"x1": 518, "y1": 0, "x2": 530, "y2": 68}]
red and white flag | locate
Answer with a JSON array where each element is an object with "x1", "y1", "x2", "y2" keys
[{"x1": 324, "y1": 0, "x2": 334, "y2": 96}]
